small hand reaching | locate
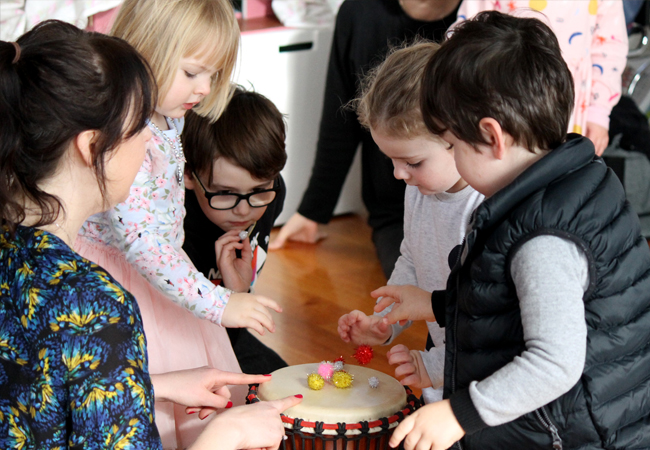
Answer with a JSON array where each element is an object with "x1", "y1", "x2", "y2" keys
[
  {"x1": 387, "y1": 344, "x2": 431, "y2": 389},
  {"x1": 338, "y1": 310, "x2": 392, "y2": 345},
  {"x1": 389, "y1": 400, "x2": 464, "y2": 450},
  {"x1": 372, "y1": 285, "x2": 435, "y2": 325},
  {"x1": 221, "y1": 293, "x2": 282, "y2": 335}
]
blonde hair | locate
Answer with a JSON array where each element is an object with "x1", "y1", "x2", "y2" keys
[
  {"x1": 112, "y1": 0, "x2": 239, "y2": 122},
  {"x1": 356, "y1": 40, "x2": 440, "y2": 139}
]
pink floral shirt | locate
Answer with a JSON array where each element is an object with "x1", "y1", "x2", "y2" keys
[
  {"x1": 456, "y1": 0, "x2": 628, "y2": 133},
  {"x1": 79, "y1": 118, "x2": 231, "y2": 325}
]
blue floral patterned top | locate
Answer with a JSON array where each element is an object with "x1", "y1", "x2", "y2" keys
[{"x1": 0, "y1": 226, "x2": 162, "y2": 449}]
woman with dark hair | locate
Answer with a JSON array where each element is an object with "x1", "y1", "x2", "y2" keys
[{"x1": 0, "y1": 20, "x2": 299, "y2": 450}]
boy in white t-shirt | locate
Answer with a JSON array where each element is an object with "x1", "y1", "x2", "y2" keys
[{"x1": 337, "y1": 41, "x2": 483, "y2": 403}]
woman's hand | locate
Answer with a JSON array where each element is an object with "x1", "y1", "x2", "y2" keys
[
  {"x1": 190, "y1": 395, "x2": 304, "y2": 450},
  {"x1": 221, "y1": 293, "x2": 282, "y2": 335},
  {"x1": 151, "y1": 367, "x2": 274, "y2": 419},
  {"x1": 215, "y1": 229, "x2": 254, "y2": 293}
]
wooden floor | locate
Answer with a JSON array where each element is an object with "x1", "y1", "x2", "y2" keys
[{"x1": 254, "y1": 214, "x2": 429, "y2": 397}]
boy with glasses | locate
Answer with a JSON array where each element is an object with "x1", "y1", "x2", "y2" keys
[{"x1": 183, "y1": 87, "x2": 288, "y2": 374}]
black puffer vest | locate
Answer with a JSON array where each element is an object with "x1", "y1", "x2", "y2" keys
[{"x1": 445, "y1": 135, "x2": 650, "y2": 450}]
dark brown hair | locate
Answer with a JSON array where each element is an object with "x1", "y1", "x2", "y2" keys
[
  {"x1": 0, "y1": 20, "x2": 156, "y2": 233},
  {"x1": 421, "y1": 11, "x2": 574, "y2": 152},
  {"x1": 183, "y1": 87, "x2": 287, "y2": 183}
]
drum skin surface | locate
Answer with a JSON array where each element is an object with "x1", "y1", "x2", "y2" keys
[{"x1": 258, "y1": 363, "x2": 406, "y2": 425}]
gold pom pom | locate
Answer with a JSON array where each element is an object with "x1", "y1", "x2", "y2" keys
[
  {"x1": 331, "y1": 370, "x2": 353, "y2": 389},
  {"x1": 308, "y1": 373, "x2": 325, "y2": 390}
]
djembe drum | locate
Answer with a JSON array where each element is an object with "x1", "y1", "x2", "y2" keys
[{"x1": 247, "y1": 363, "x2": 421, "y2": 450}]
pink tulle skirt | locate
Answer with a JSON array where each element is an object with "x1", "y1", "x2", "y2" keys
[{"x1": 76, "y1": 236, "x2": 246, "y2": 450}]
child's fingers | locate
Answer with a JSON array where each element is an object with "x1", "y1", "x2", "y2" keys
[
  {"x1": 374, "y1": 296, "x2": 396, "y2": 313},
  {"x1": 402, "y1": 427, "x2": 423, "y2": 450},
  {"x1": 382, "y1": 305, "x2": 409, "y2": 325},
  {"x1": 344, "y1": 310, "x2": 365, "y2": 324},
  {"x1": 394, "y1": 362, "x2": 417, "y2": 379},
  {"x1": 387, "y1": 344, "x2": 408, "y2": 356},
  {"x1": 246, "y1": 309, "x2": 276, "y2": 334},
  {"x1": 370, "y1": 285, "x2": 392, "y2": 299},
  {"x1": 338, "y1": 314, "x2": 351, "y2": 329},
  {"x1": 255, "y1": 296, "x2": 283, "y2": 313},
  {"x1": 389, "y1": 415, "x2": 415, "y2": 448},
  {"x1": 386, "y1": 345, "x2": 409, "y2": 363},
  {"x1": 399, "y1": 373, "x2": 421, "y2": 387}
]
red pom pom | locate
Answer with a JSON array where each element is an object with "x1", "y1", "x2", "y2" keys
[
  {"x1": 352, "y1": 345, "x2": 374, "y2": 365},
  {"x1": 333, "y1": 355, "x2": 346, "y2": 363}
]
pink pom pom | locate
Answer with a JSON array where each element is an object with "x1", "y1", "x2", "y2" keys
[{"x1": 318, "y1": 362, "x2": 334, "y2": 379}]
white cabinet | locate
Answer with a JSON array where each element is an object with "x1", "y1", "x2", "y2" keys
[{"x1": 235, "y1": 24, "x2": 364, "y2": 225}]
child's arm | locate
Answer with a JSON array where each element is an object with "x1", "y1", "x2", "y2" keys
[
  {"x1": 587, "y1": 0, "x2": 628, "y2": 155},
  {"x1": 377, "y1": 208, "x2": 418, "y2": 342},
  {"x1": 452, "y1": 235, "x2": 588, "y2": 433},
  {"x1": 389, "y1": 235, "x2": 588, "y2": 449},
  {"x1": 88, "y1": 144, "x2": 279, "y2": 331}
]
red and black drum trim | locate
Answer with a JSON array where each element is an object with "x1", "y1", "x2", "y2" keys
[{"x1": 246, "y1": 384, "x2": 422, "y2": 450}]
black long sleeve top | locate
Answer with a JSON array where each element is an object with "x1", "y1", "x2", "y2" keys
[{"x1": 297, "y1": 0, "x2": 458, "y2": 231}]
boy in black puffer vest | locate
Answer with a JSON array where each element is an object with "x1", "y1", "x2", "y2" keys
[{"x1": 374, "y1": 11, "x2": 650, "y2": 450}]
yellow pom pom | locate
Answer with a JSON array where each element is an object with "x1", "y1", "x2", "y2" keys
[
  {"x1": 308, "y1": 373, "x2": 325, "y2": 390},
  {"x1": 331, "y1": 370, "x2": 353, "y2": 389}
]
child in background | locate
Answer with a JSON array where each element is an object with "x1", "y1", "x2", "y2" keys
[
  {"x1": 0, "y1": 20, "x2": 301, "y2": 450},
  {"x1": 75, "y1": 0, "x2": 281, "y2": 447},
  {"x1": 379, "y1": 11, "x2": 650, "y2": 449},
  {"x1": 455, "y1": 0, "x2": 628, "y2": 156},
  {"x1": 183, "y1": 88, "x2": 288, "y2": 375},
  {"x1": 337, "y1": 41, "x2": 483, "y2": 404}
]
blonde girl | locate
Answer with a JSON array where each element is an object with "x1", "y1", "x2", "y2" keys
[{"x1": 75, "y1": 1, "x2": 281, "y2": 448}]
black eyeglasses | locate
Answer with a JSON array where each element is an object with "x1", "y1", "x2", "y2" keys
[{"x1": 192, "y1": 171, "x2": 279, "y2": 211}]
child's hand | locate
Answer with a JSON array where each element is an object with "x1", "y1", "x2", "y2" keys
[
  {"x1": 338, "y1": 310, "x2": 392, "y2": 345},
  {"x1": 190, "y1": 395, "x2": 303, "y2": 450},
  {"x1": 269, "y1": 212, "x2": 327, "y2": 249},
  {"x1": 387, "y1": 344, "x2": 432, "y2": 389},
  {"x1": 371, "y1": 285, "x2": 435, "y2": 325},
  {"x1": 389, "y1": 400, "x2": 465, "y2": 450},
  {"x1": 215, "y1": 230, "x2": 253, "y2": 293},
  {"x1": 151, "y1": 367, "x2": 273, "y2": 419},
  {"x1": 586, "y1": 121, "x2": 609, "y2": 156},
  {"x1": 221, "y1": 293, "x2": 282, "y2": 335}
]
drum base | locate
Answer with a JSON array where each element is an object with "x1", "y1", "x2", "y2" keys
[
  {"x1": 247, "y1": 384, "x2": 420, "y2": 450},
  {"x1": 283, "y1": 426, "x2": 399, "y2": 450}
]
